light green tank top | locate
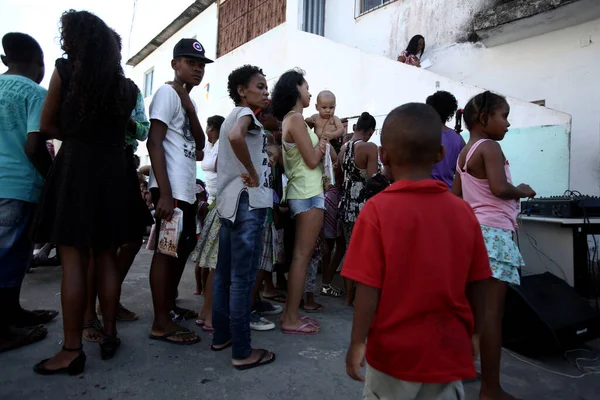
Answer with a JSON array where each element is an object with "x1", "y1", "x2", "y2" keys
[{"x1": 282, "y1": 114, "x2": 324, "y2": 201}]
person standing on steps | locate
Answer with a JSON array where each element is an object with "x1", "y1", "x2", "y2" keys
[
  {"x1": 0, "y1": 32, "x2": 57, "y2": 354},
  {"x1": 397, "y1": 35, "x2": 425, "y2": 67}
]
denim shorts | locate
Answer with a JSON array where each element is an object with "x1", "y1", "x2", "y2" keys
[
  {"x1": 288, "y1": 193, "x2": 325, "y2": 218},
  {"x1": 0, "y1": 198, "x2": 35, "y2": 288}
]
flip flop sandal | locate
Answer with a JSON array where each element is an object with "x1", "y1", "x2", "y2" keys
[
  {"x1": 83, "y1": 319, "x2": 105, "y2": 343},
  {"x1": 201, "y1": 326, "x2": 215, "y2": 333},
  {"x1": 195, "y1": 319, "x2": 205, "y2": 327},
  {"x1": 300, "y1": 303, "x2": 324, "y2": 313},
  {"x1": 173, "y1": 306, "x2": 198, "y2": 320},
  {"x1": 281, "y1": 322, "x2": 320, "y2": 335},
  {"x1": 116, "y1": 304, "x2": 139, "y2": 321},
  {"x1": 262, "y1": 293, "x2": 287, "y2": 303},
  {"x1": 13, "y1": 309, "x2": 59, "y2": 328},
  {"x1": 0, "y1": 325, "x2": 48, "y2": 354},
  {"x1": 149, "y1": 328, "x2": 201, "y2": 345},
  {"x1": 301, "y1": 316, "x2": 320, "y2": 326},
  {"x1": 210, "y1": 340, "x2": 232, "y2": 352},
  {"x1": 233, "y1": 349, "x2": 276, "y2": 371}
]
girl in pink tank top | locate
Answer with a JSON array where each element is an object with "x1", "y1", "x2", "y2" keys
[{"x1": 453, "y1": 91, "x2": 536, "y2": 400}]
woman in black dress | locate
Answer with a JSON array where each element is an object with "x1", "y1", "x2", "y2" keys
[{"x1": 33, "y1": 10, "x2": 139, "y2": 375}]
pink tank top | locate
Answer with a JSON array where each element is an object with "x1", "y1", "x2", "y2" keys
[{"x1": 457, "y1": 139, "x2": 519, "y2": 231}]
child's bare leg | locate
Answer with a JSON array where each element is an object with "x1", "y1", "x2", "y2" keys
[
  {"x1": 343, "y1": 278, "x2": 354, "y2": 307},
  {"x1": 262, "y1": 272, "x2": 278, "y2": 297},
  {"x1": 480, "y1": 279, "x2": 518, "y2": 400},
  {"x1": 194, "y1": 263, "x2": 202, "y2": 295},
  {"x1": 305, "y1": 292, "x2": 315, "y2": 307},
  {"x1": 275, "y1": 269, "x2": 287, "y2": 290},
  {"x1": 251, "y1": 269, "x2": 267, "y2": 309},
  {"x1": 301, "y1": 252, "x2": 323, "y2": 312},
  {"x1": 323, "y1": 236, "x2": 345, "y2": 284},
  {"x1": 198, "y1": 269, "x2": 214, "y2": 328},
  {"x1": 201, "y1": 267, "x2": 209, "y2": 295}
]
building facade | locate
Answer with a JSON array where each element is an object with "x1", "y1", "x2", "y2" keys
[{"x1": 128, "y1": 0, "x2": 582, "y2": 196}]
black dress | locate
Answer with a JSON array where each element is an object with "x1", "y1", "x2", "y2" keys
[{"x1": 33, "y1": 59, "x2": 140, "y2": 250}]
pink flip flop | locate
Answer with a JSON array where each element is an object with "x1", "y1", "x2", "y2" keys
[
  {"x1": 201, "y1": 325, "x2": 214, "y2": 333},
  {"x1": 301, "y1": 316, "x2": 320, "y2": 326},
  {"x1": 195, "y1": 319, "x2": 205, "y2": 327},
  {"x1": 281, "y1": 322, "x2": 320, "y2": 335}
]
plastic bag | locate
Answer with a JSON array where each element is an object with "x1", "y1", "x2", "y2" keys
[
  {"x1": 157, "y1": 207, "x2": 183, "y2": 258},
  {"x1": 323, "y1": 143, "x2": 335, "y2": 188}
]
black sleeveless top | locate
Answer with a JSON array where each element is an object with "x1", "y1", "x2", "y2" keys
[{"x1": 55, "y1": 58, "x2": 138, "y2": 145}]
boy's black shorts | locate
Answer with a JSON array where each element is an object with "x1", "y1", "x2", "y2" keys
[{"x1": 150, "y1": 188, "x2": 198, "y2": 258}]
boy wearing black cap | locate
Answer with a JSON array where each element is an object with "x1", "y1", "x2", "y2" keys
[{"x1": 147, "y1": 38, "x2": 212, "y2": 345}]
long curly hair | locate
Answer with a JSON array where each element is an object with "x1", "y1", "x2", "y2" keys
[
  {"x1": 271, "y1": 68, "x2": 306, "y2": 120},
  {"x1": 60, "y1": 10, "x2": 128, "y2": 121}
]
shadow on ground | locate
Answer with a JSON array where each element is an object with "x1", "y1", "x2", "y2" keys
[{"x1": 1, "y1": 249, "x2": 599, "y2": 399}]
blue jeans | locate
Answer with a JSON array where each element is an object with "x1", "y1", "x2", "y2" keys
[
  {"x1": 212, "y1": 191, "x2": 267, "y2": 360},
  {"x1": 0, "y1": 199, "x2": 35, "y2": 288}
]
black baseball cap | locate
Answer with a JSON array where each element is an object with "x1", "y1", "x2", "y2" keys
[{"x1": 173, "y1": 39, "x2": 213, "y2": 63}]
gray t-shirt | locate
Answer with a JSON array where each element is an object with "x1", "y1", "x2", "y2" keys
[{"x1": 217, "y1": 106, "x2": 272, "y2": 222}]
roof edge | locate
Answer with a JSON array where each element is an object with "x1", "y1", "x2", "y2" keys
[{"x1": 126, "y1": 0, "x2": 216, "y2": 67}]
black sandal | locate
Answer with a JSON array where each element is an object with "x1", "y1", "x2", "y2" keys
[
  {"x1": 210, "y1": 340, "x2": 232, "y2": 352},
  {"x1": 33, "y1": 346, "x2": 86, "y2": 376},
  {"x1": 100, "y1": 335, "x2": 121, "y2": 360},
  {"x1": 173, "y1": 306, "x2": 198, "y2": 320},
  {"x1": 233, "y1": 349, "x2": 276, "y2": 371},
  {"x1": 83, "y1": 319, "x2": 104, "y2": 343}
]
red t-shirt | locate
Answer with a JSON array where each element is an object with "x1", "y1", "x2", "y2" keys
[{"x1": 342, "y1": 179, "x2": 491, "y2": 383}]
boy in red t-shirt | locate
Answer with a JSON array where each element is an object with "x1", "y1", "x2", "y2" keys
[{"x1": 343, "y1": 103, "x2": 491, "y2": 399}]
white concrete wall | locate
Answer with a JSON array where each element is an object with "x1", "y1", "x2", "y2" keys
[
  {"x1": 128, "y1": 1, "x2": 573, "y2": 195},
  {"x1": 323, "y1": 0, "x2": 492, "y2": 59},
  {"x1": 428, "y1": 18, "x2": 600, "y2": 195},
  {"x1": 321, "y1": 0, "x2": 599, "y2": 195},
  {"x1": 129, "y1": 2, "x2": 219, "y2": 166},
  {"x1": 182, "y1": 24, "x2": 570, "y2": 194}
]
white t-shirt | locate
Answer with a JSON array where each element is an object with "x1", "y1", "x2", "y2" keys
[
  {"x1": 148, "y1": 84, "x2": 197, "y2": 204},
  {"x1": 201, "y1": 140, "x2": 218, "y2": 204}
]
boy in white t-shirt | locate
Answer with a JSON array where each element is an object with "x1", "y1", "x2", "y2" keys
[{"x1": 147, "y1": 38, "x2": 212, "y2": 345}]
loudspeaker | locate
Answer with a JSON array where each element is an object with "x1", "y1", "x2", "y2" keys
[{"x1": 502, "y1": 272, "x2": 600, "y2": 357}]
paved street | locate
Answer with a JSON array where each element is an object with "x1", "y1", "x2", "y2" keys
[{"x1": 1, "y1": 249, "x2": 599, "y2": 400}]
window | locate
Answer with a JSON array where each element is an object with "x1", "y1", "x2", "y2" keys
[
  {"x1": 303, "y1": 0, "x2": 326, "y2": 36},
  {"x1": 144, "y1": 68, "x2": 154, "y2": 98},
  {"x1": 357, "y1": 0, "x2": 396, "y2": 16},
  {"x1": 217, "y1": 0, "x2": 286, "y2": 57}
]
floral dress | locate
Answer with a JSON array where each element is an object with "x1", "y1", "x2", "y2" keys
[
  {"x1": 399, "y1": 50, "x2": 420, "y2": 66},
  {"x1": 339, "y1": 140, "x2": 381, "y2": 261}
]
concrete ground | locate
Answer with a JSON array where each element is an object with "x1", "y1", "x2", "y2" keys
[{"x1": 1, "y1": 249, "x2": 599, "y2": 400}]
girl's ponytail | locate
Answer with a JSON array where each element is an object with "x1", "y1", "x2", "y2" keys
[{"x1": 454, "y1": 109, "x2": 464, "y2": 134}]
